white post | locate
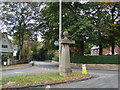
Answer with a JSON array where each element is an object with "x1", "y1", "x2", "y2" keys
[
  {"x1": 82, "y1": 64, "x2": 87, "y2": 74},
  {"x1": 4, "y1": 62, "x2": 7, "y2": 65},
  {"x1": 7, "y1": 58, "x2": 10, "y2": 65}
]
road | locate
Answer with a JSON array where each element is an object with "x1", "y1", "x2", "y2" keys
[
  {"x1": 2, "y1": 62, "x2": 119, "y2": 88},
  {"x1": 50, "y1": 71, "x2": 118, "y2": 88}
]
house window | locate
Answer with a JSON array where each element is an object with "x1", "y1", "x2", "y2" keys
[{"x1": 2, "y1": 45, "x2": 8, "y2": 48}]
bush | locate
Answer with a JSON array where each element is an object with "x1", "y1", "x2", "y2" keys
[
  {"x1": 37, "y1": 48, "x2": 47, "y2": 61},
  {"x1": 54, "y1": 50, "x2": 59, "y2": 57},
  {"x1": 52, "y1": 50, "x2": 59, "y2": 62},
  {"x1": 71, "y1": 53, "x2": 119, "y2": 64},
  {"x1": 1, "y1": 56, "x2": 8, "y2": 62},
  {"x1": 47, "y1": 50, "x2": 54, "y2": 60},
  {"x1": 31, "y1": 48, "x2": 48, "y2": 61},
  {"x1": 52, "y1": 56, "x2": 59, "y2": 61},
  {"x1": 32, "y1": 53, "x2": 38, "y2": 61}
]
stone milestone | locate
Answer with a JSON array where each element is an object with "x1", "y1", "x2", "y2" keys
[{"x1": 59, "y1": 31, "x2": 75, "y2": 76}]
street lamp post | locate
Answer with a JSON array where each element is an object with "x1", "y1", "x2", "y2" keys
[{"x1": 59, "y1": 0, "x2": 62, "y2": 73}]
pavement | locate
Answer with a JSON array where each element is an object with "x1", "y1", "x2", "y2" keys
[
  {"x1": 2, "y1": 62, "x2": 58, "y2": 78},
  {"x1": 0, "y1": 64, "x2": 31, "y2": 71},
  {"x1": 1, "y1": 61, "x2": 119, "y2": 88}
]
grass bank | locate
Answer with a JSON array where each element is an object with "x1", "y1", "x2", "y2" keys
[{"x1": 2, "y1": 72, "x2": 91, "y2": 87}]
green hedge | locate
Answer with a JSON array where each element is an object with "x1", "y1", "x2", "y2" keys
[{"x1": 71, "y1": 54, "x2": 120, "y2": 64}]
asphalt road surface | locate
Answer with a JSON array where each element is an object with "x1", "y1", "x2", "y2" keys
[{"x1": 2, "y1": 62, "x2": 119, "y2": 88}]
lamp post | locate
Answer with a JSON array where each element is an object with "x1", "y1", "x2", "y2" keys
[{"x1": 59, "y1": 0, "x2": 62, "y2": 73}]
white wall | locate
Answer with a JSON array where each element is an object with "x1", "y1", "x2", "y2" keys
[
  {"x1": 0, "y1": 32, "x2": 13, "y2": 54},
  {"x1": 0, "y1": 32, "x2": 2, "y2": 53}
]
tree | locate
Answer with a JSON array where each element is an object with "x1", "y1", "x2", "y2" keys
[
  {"x1": 1, "y1": 2, "x2": 42, "y2": 60},
  {"x1": 82, "y1": 2, "x2": 120, "y2": 55},
  {"x1": 22, "y1": 41, "x2": 33, "y2": 59},
  {"x1": 106, "y1": 3, "x2": 120, "y2": 55},
  {"x1": 40, "y1": 2, "x2": 59, "y2": 50},
  {"x1": 90, "y1": 3, "x2": 110, "y2": 55},
  {"x1": 62, "y1": 2, "x2": 97, "y2": 56}
]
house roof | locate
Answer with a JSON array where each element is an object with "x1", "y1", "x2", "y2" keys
[{"x1": 91, "y1": 45, "x2": 99, "y2": 50}]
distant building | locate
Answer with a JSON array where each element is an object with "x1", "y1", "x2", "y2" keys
[
  {"x1": 91, "y1": 45, "x2": 99, "y2": 56},
  {"x1": 0, "y1": 32, "x2": 18, "y2": 60},
  {"x1": 91, "y1": 45, "x2": 120, "y2": 55}
]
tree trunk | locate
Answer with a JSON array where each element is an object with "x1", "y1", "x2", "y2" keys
[
  {"x1": 111, "y1": 6, "x2": 115, "y2": 55},
  {"x1": 19, "y1": 46, "x2": 22, "y2": 60},
  {"x1": 111, "y1": 40, "x2": 115, "y2": 55},
  {"x1": 18, "y1": 34, "x2": 24, "y2": 60},
  {"x1": 18, "y1": 32, "x2": 21, "y2": 60},
  {"x1": 79, "y1": 41, "x2": 84, "y2": 56},
  {"x1": 99, "y1": 44, "x2": 103, "y2": 55}
]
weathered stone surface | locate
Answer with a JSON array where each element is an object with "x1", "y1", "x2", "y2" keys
[{"x1": 59, "y1": 31, "x2": 75, "y2": 76}]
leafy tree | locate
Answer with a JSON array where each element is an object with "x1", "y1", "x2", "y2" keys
[
  {"x1": 40, "y1": 2, "x2": 59, "y2": 50},
  {"x1": 30, "y1": 41, "x2": 42, "y2": 60},
  {"x1": 1, "y1": 2, "x2": 42, "y2": 60},
  {"x1": 22, "y1": 41, "x2": 33, "y2": 60},
  {"x1": 105, "y1": 3, "x2": 120, "y2": 55},
  {"x1": 90, "y1": 3, "x2": 110, "y2": 55},
  {"x1": 82, "y1": 2, "x2": 119, "y2": 55},
  {"x1": 62, "y1": 2, "x2": 97, "y2": 56}
]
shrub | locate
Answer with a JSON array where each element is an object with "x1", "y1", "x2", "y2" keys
[
  {"x1": 52, "y1": 50, "x2": 59, "y2": 62},
  {"x1": 37, "y1": 48, "x2": 47, "y2": 61},
  {"x1": 54, "y1": 50, "x2": 59, "y2": 57},
  {"x1": 47, "y1": 50, "x2": 54, "y2": 60},
  {"x1": 1, "y1": 56, "x2": 8, "y2": 62},
  {"x1": 71, "y1": 53, "x2": 119, "y2": 64},
  {"x1": 52, "y1": 56, "x2": 59, "y2": 61}
]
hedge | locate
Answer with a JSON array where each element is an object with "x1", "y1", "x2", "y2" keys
[{"x1": 71, "y1": 54, "x2": 120, "y2": 64}]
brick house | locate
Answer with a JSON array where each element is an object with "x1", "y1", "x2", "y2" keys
[{"x1": 91, "y1": 45, "x2": 120, "y2": 55}]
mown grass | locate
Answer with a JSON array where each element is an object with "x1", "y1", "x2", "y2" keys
[{"x1": 2, "y1": 72, "x2": 91, "y2": 87}]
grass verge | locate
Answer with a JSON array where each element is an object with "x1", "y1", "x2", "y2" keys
[{"x1": 2, "y1": 72, "x2": 91, "y2": 87}]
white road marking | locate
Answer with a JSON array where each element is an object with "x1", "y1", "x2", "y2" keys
[{"x1": 46, "y1": 85, "x2": 50, "y2": 88}]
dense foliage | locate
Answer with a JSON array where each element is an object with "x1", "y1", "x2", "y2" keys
[{"x1": 1, "y1": 2, "x2": 120, "y2": 62}]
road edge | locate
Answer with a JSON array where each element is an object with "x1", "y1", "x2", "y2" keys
[{"x1": 2, "y1": 75, "x2": 95, "y2": 90}]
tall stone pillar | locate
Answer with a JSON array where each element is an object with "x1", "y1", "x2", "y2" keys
[{"x1": 59, "y1": 31, "x2": 75, "y2": 76}]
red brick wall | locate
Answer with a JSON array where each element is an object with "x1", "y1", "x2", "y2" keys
[
  {"x1": 103, "y1": 48, "x2": 110, "y2": 55},
  {"x1": 115, "y1": 46, "x2": 120, "y2": 54},
  {"x1": 92, "y1": 46, "x2": 120, "y2": 55}
]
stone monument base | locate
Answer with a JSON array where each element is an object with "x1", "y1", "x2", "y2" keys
[{"x1": 60, "y1": 67, "x2": 72, "y2": 76}]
